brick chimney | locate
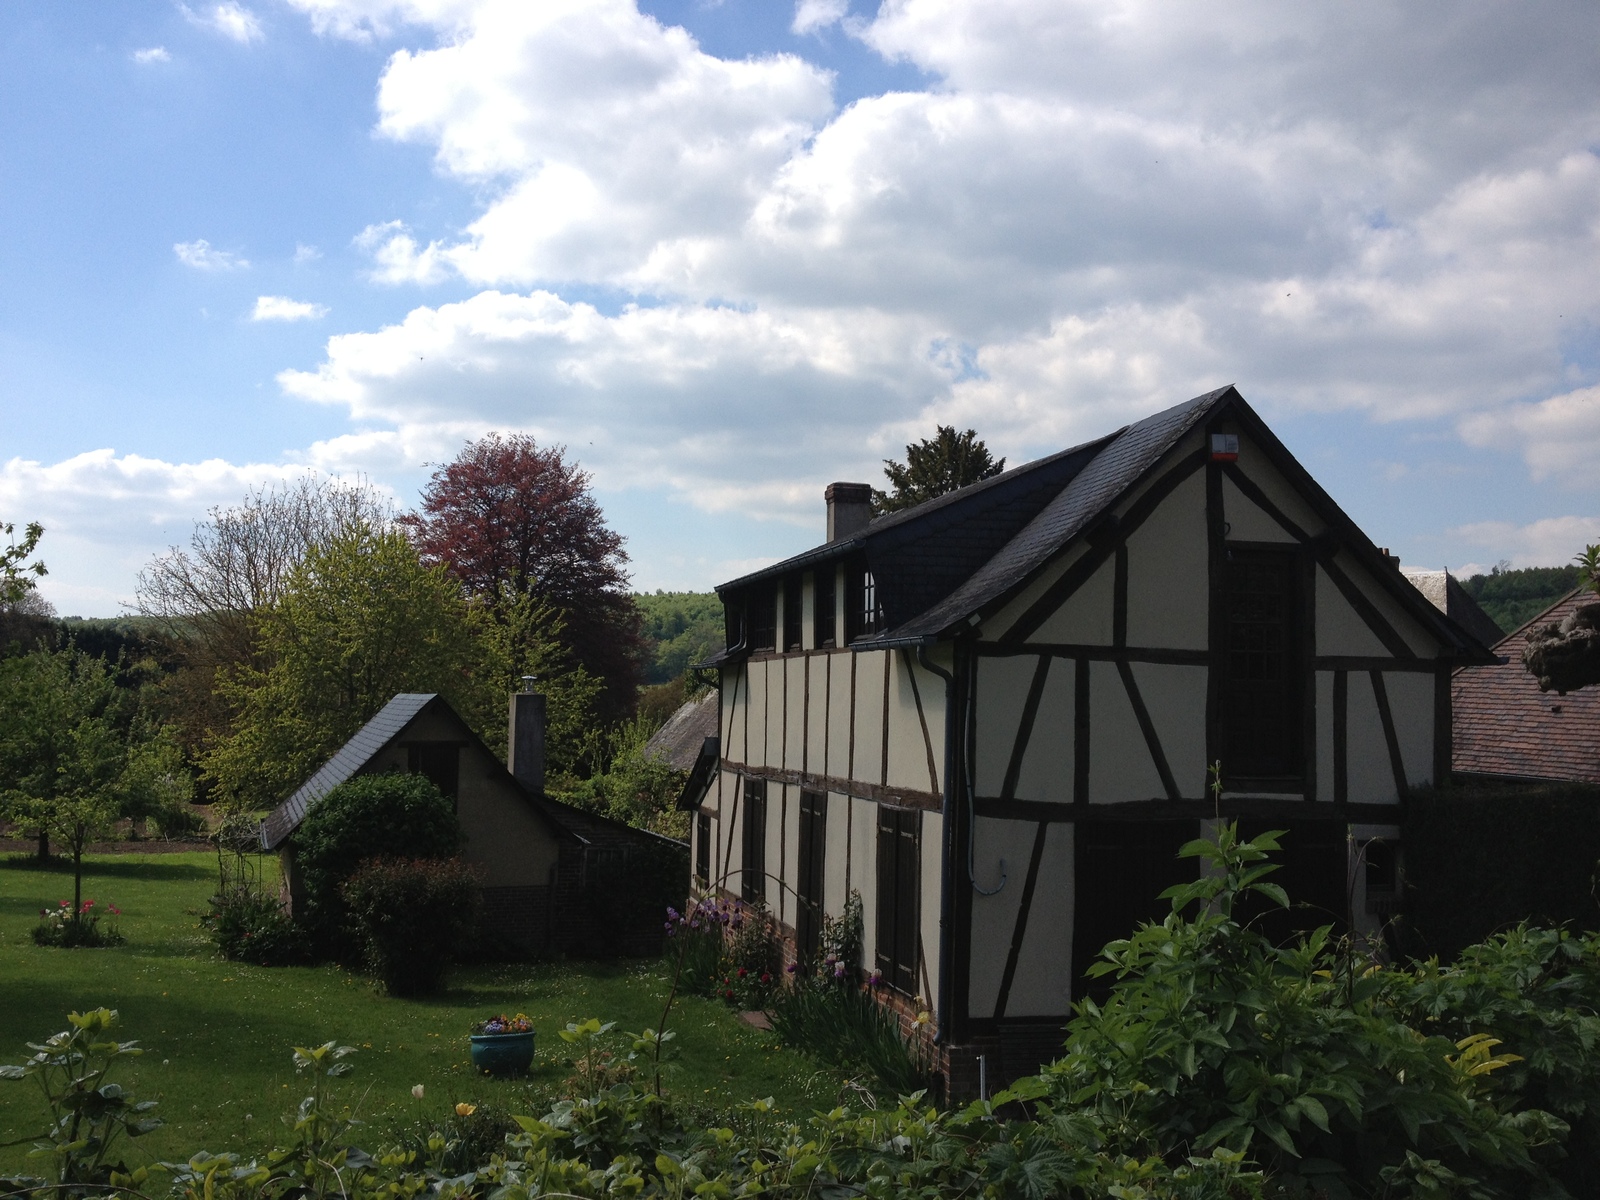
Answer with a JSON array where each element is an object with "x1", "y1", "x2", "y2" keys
[
  {"x1": 508, "y1": 684, "x2": 545, "y2": 794},
  {"x1": 826, "y1": 482, "x2": 873, "y2": 542}
]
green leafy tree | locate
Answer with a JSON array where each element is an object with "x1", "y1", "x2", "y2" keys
[
  {"x1": 200, "y1": 524, "x2": 486, "y2": 809},
  {"x1": 0, "y1": 646, "x2": 189, "y2": 915},
  {"x1": 0, "y1": 518, "x2": 47, "y2": 607},
  {"x1": 872, "y1": 425, "x2": 1006, "y2": 515}
]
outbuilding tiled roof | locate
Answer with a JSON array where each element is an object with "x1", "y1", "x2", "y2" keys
[
  {"x1": 260, "y1": 693, "x2": 437, "y2": 850},
  {"x1": 1454, "y1": 589, "x2": 1600, "y2": 784}
]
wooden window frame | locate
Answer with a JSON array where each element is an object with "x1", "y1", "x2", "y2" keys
[
  {"x1": 741, "y1": 780, "x2": 767, "y2": 904},
  {"x1": 1220, "y1": 543, "x2": 1308, "y2": 790},
  {"x1": 875, "y1": 806, "x2": 920, "y2": 994},
  {"x1": 405, "y1": 742, "x2": 460, "y2": 800}
]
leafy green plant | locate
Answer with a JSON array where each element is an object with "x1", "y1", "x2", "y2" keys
[
  {"x1": 202, "y1": 887, "x2": 308, "y2": 966},
  {"x1": 341, "y1": 857, "x2": 480, "y2": 996},
  {"x1": 1048, "y1": 822, "x2": 1571, "y2": 1198},
  {"x1": 0, "y1": 1007, "x2": 162, "y2": 1194}
]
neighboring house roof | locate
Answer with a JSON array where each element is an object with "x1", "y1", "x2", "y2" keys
[
  {"x1": 1454, "y1": 589, "x2": 1600, "y2": 784},
  {"x1": 712, "y1": 385, "x2": 1494, "y2": 662},
  {"x1": 1401, "y1": 569, "x2": 1507, "y2": 651},
  {"x1": 643, "y1": 691, "x2": 719, "y2": 772},
  {"x1": 260, "y1": 693, "x2": 436, "y2": 850}
]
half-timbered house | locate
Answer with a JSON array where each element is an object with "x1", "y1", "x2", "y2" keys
[{"x1": 686, "y1": 385, "x2": 1497, "y2": 1098}]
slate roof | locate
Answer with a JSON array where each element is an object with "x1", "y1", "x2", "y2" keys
[
  {"x1": 260, "y1": 693, "x2": 436, "y2": 850},
  {"x1": 1454, "y1": 589, "x2": 1600, "y2": 784},
  {"x1": 713, "y1": 385, "x2": 1490, "y2": 662},
  {"x1": 643, "y1": 692, "x2": 720, "y2": 772}
]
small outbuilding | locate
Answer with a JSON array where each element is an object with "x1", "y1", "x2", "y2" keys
[{"x1": 260, "y1": 690, "x2": 684, "y2": 958}]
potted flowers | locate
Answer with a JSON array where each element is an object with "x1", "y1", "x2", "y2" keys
[{"x1": 469, "y1": 1013, "x2": 534, "y2": 1076}]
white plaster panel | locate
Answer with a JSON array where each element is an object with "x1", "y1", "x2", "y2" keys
[
  {"x1": 920, "y1": 811, "x2": 943, "y2": 1009},
  {"x1": 1028, "y1": 557, "x2": 1115, "y2": 645},
  {"x1": 967, "y1": 817, "x2": 1036, "y2": 1019},
  {"x1": 1015, "y1": 659, "x2": 1074, "y2": 804},
  {"x1": 1226, "y1": 433, "x2": 1327, "y2": 536},
  {"x1": 1316, "y1": 567, "x2": 1392, "y2": 657},
  {"x1": 852, "y1": 651, "x2": 887, "y2": 786},
  {"x1": 1089, "y1": 660, "x2": 1167, "y2": 803},
  {"x1": 987, "y1": 544, "x2": 1084, "y2": 641},
  {"x1": 824, "y1": 791, "x2": 851, "y2": 921},
  {"x1": 975, "y1": 654, "x2": 1037, "y2": 796},
  {"x1": 1345, "y1": 673, "x2": 1399, "y2": 805},
  {"x1": 723, "y1": 779, "x2": 744, "y2": 888},
  {"x1": 1006, "y1": 823, "x2": 1075, "y2": 1019},
  {"x1": 887, "y1": 652, "x2": 938, "y2": 794},
  {"x1": 827, "y1": 653, "x2": 853, "y2": 778},
  {"x1": 767, "y1": 783, "x2": 789, "y2": 915},
  {"x1": 1129, "y1": 663, "x2": 1208, "y2": 797},
  {"x1": 1221, "y1": 473, "x2": 1298, "y2": 544},
  {"x1": 1127, "y1": 470, "x2": 1209, "y2": 648},
  {"x1": 1385, "y1": 672, "x2": 1435, "y2": 789},
  {"x1": 849, "y1": 796, "x2": 878, "y2": 964},
  {"x1": 766, "y1": 660, "x2": 785, "y2": 769},
  {"x1": 1316, "y1": 671, "x2": 1336, "y2": 804},
  {"x1": 786, "y1": 656, "x2": 807, "y2": 772},
  {"x1": 722, "y1": 670, "x2": 745, "y2": 765},
  {"x1": 805, "y1": 656, "x2": 828, "y2": 775},
  {"x1": 1331, "y1": 549, "x2": 1438, "y2": 658}
]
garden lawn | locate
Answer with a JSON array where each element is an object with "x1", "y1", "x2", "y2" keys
[{"x1": 0, "y1": 847, "x2": 842, "y2": 1174}]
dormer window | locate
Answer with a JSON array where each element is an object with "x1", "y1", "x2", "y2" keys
[
  {"x1": 846, "y1": 560, "x2": 881, "y2": 641},
  {"x1": 748, "y1": 585, "x2": 776, "y2": 652},
  {"x1": 783, "y1": 575, "x2": 803, "y2": 651},
  {"x1": 814, "y1": 567, "x2": 836, "y2": 648}
]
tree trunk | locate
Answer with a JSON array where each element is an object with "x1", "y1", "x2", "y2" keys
[
  {"x1": 36, "y1": 828, "x2": 49, "y2": 861},
  {"x1": 73, "y1": 846, "x2": 83, "y2": 926}
]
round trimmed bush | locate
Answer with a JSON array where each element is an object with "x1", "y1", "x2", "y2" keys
[{"x1": 290, "y1": 772, "x2": 463, "y2": 959}]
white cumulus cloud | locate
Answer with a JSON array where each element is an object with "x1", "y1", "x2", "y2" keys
[
  {"x1": 174, "y1": 239, "x2": 249, "y2": 270},
  {"x1": 792, "y1": 0, "x2": 848, "y2": 35},
  {"x1": 354, "y1": 221, "x2": 451, "y2": 285},
  {"x1": 186, "y1": 2, "x2": 265, "y2": 43},
  {"x1": 252, "y1": 296, "x2": 330, "y2": 322},
  {"x1": 132, "y1": 46, "x2": 172, "y2": 64}
]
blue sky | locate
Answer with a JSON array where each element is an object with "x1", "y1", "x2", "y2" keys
[{"x1": 2, "y1": 0, "x2": 1597, "y2": 615}]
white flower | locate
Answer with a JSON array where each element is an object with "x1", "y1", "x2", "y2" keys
[{"x1": 411, "y1": 1084, "x2": 425, "y2": 1099}]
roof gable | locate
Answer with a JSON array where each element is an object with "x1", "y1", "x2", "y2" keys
[{"x1": 261, "y1": 693, "x2": 439, "y2": 849}]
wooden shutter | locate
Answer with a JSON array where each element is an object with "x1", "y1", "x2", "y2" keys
[
  {"x1": 893, "y1": 811, "x2": 920, "y2": 993},
  {"x1": 796, "y1": 791, "x2": 826, "y2": 957},
  {"x1": 742, "y1": 782, "x2": 766, "y2": 904},
  {"x1": 695, "y1": 812, "x2": 710, "y2": 885},
  {"x1": 875, "y1": 807, "x2": 920, "y2": 993}
]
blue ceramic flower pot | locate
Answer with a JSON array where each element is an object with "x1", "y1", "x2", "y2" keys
[{"x1": 470, "y1": 1031, "x2": 535, "y2": 1077}]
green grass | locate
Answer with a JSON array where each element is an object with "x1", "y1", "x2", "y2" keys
[{"x1": 0, "y1": 847, "x2": 842, "y2": 1173}]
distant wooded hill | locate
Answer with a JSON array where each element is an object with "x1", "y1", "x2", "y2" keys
[
  {"x1": 1458, "y1": 565, "x2": 1585, "y2": 637},
  {"x1": 635, "y1": 591, "x2": 721, "y2": 685}
]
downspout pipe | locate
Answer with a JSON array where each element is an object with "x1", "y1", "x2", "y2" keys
[{"x1": 917, "y1": 642, "x2": 957, "y2": 1047}]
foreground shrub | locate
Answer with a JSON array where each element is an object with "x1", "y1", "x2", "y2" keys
[
  {"x1": 341, "y1": 857, "x2": 479, "y2": 995},
  {"x1": 202, "y1": 887, "x2": 309, "y2": 966},
  {"x1": 290, "y1": 772, "x2": 462, "y2": 959},
  {"x1": 32, "y1": 899, "x2": 124, "y2": 948},
  {"x1": 1048, "y1": 824, "x2": 1579, "y2": 1199}
]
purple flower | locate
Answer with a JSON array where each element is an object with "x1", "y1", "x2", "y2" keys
[{"x1": 785, "y1": 963, "x2": 797, "y2": 974}]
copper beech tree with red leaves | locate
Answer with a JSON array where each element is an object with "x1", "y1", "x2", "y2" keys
[{"x1": 401, "y1": 434, "x2": 646, "y2": 725}]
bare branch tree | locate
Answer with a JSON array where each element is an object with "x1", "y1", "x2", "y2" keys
[{"x1": 136, "y1": 474, "x2": 394, "y2": 666}]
